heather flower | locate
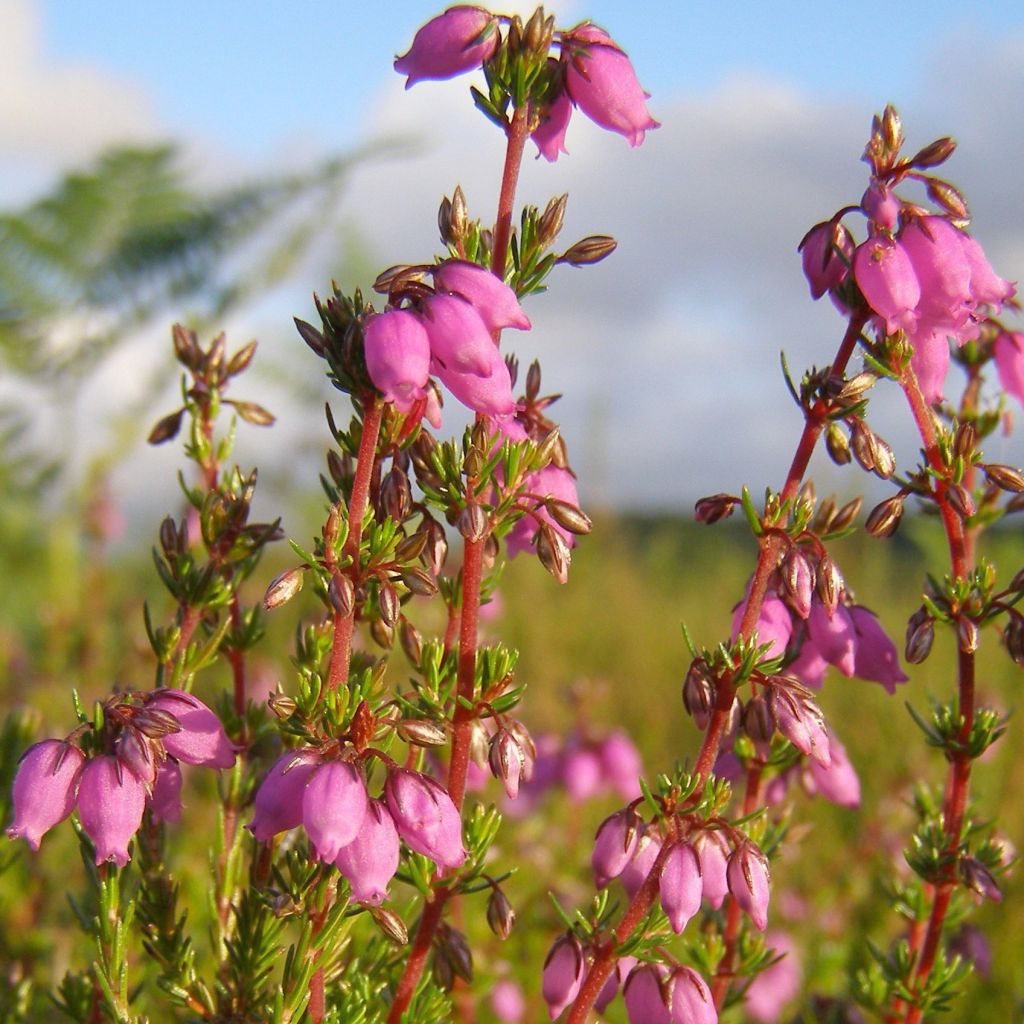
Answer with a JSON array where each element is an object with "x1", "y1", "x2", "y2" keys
[
  {"x1": 799, "y1": 221, "x2": 853, "y2": 299},
  {"x1": 146, "y1": 689, "x2": 236, "y2": 769},
  {"x1": 532, "y1": 83, "x2": 573, "y2": 162},
  {"x1": 848, "y1": 605, "x2": 909, "y2": 692},
  {"x1": 862, "y1": 182, "x2": 900, "y2": 231},
  {"x1": 489, "y1": 726, "x2": 529, "y2": 799},
  {"x1": 693, "y1": 829, "x2": 731, "y2": 909},
  {"x1": 421, "y1": 293, "x2": 497, "y2": 377},
  {"x1": 249, "y1": 748, "x2": 321, "y2": 842},
  {"x1": 807, "y1": 599, "x2": 856, "y2": 677},
  {"x1": 542, "y1": 932, "x2": 585, "y2": 1020},
  {"x1": 623, "y1": 963, "x2": 671, "y2": 1024},
  {"x1": 335, "y1": 798, "x2": 400, "y2": 905},
  {"x1": 301, "y1": 760, "x2": 369, "y2": 862},
  {"x1": 598, "y1": 729, "x2": 643, "y2": 799},
  {"x1": 853, "y1": 236, "x2": 920, "y2": 334},
  {"x1": 6, "y1": 740, "x2": 85, "y2": 851},
  {"x1": 620, "y1": 828, "x2": 663, "y2": 898},
  {"x1": 431, "y1": 260, "x2": 531, "y2": 333},
  {"x1": 727, "y1": 841, "x2": 770, "y2": 931},
  {"x1": 76, "y1": 755, "x2": 148, "y2": 867},
  {"x1": 150, "y1": 759, "x2": 184, "y2": 824},
  {"x1": 668, "y1": 966, "x2": 718, "y2": 1024},
  {"x1": 596, "y1": 956, "x2": 638, "y2": 1013},
  {"x1": 433, "y1": 339, "x2": 515, "y2": 417},
  {"x1": 563, "y1": 24, "x2": 659, "y2": 147},
  {"x1": 959, "y1": 232, "x2": 1015, "y2": 310},
  {"x1": 768, "y1": 684, "x2": 830, "y2": 769},
  {"x1": 384, "y1": 766, "x2": 467, "y2": 869},
  {"x1": 732, "y1": 591, "x2": 792, "y2": 659},
  {"x1": 491, "y1": 978, "x2": 526, "y2": 1022},
  {"x1": 561, "y1": 743, "x2": 603, "y2": 803},
  {"x1": 394, "y1": 6, "x2": 498, "y2": 87},
  {"x1": 504, "y1": 464, "x2": 580, "y2": 559},
  {"x1": 995, "y1": 331, "x2": 1024, "y2": 406},
  {"x1": 659, "y1": 842, "x2": 703, "y2": 934},
  {"x1": 744, "y1": 932, "x2": 801, "y2": 1023},
  {"x1": 592, "y1": 808, "x2": 639, "y2": 888},
  {"x1": 363, "y1": 309, "x2": 432, "y2": 413},
  {"x1": 805, "y1": 735, "x2": 861, "y2": 809}
]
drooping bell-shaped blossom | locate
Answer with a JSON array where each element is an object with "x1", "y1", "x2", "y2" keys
[
  {"x1": 532, "y1": 81, "x2": 573, "y2": 162},
  {"x1": 995, "y1": 331, "x2": 1024, "y2": 407},
  {"x1": 848, "y1": 605, "x2": 908, "y2": 692},
  {"x1": 563, "y1": 24, "x2": 659, "y2": 147},
  {"x1": 620, "y1": 829, "x2": 663, "y2": 899},
  {"x1": 433, "y1": 341, "x2": 516, "y2": 417},
  {"x1": 659, "y1": 842, "x2": 703, "y2": 934},
  {"x1": 76, "y1": 755, "x2": 148, "y2": 867},
  {"x1": 150, "y1": 759, "x2": 184, "y2": 824},
  {"x1": 596, "y1": 956, "x2": 638, "y2": 1014},
  {"x1": 769, "y1": 686, "x2": 830, "y2": 769},
  {"x1": 732, "y1": 592, "x2": 792, "y2": 660},
  {"x1": 599, "y1": 729, "x2": 643, "y2": 799},
  {"x1": 363, "y1": 309, "x2": 432, "y2": 413},
  {"x1": 6, "y1": 740, "x2": 85, "y2": 851},
  {"x1": 542, "y1": 932, "x2": 585, "y2": 1020},
  {"x1": 807, "y1": 599, "x2": 856, "y2": 677},
  {"x1": 147, "y1": 689, "x2": 236, "y2": 769},
  {"x1": 805, "y1": 735, "x2": 861, "y2": 809},
  {"x1": 786, "y1": 632, "x2": 830, "y2": 689},
  {"x1": 900, "y1": 217, "x2": 973, "y2": 328},
  {"x1": 562, "y1": 743, "x2": 603, "y2": 803},
  {"x1": 385, "y1": 767, "x2": 467, "y2": 869},
  {"x1": 335, "y1": 798, "x2": 400, "y2": 905},
  {"x1": 908, "y1": 325, "x2": 954, "y2": 403},
  {"x1": 799, "y1": 221, "x2": 853, "y2": 299},
  {"x1": 727, "y1": 841, "x2": 771, "y2": 931},
  {"x1": 960, "y1": 232, "x2": 1015, "y2": 311},
  {"x1": 505, "y1": 464, "x2": 581, "y2": 558},
  {"x1": 421, "y1": 293, "x2": 497, "y2": 377},
  {"x1": 432, "y1": 260, "x2": 531, "y2": 334},
  {"x1": 114, "y1": 727, "x2": 157, "y2": 784},
  {"x1": 491, "y1": 978, "x2": 526, "y2": 1022},
  {"x1": 693, "y1": 829, "x2": 731, "y2": 909},
  {"x1": 394, "y1": 6, "x2": 498, "y2": 88},
  {"x1": 744, "y1": 932, "x2": 801, "y2": 1023},
  {"x1": 862, "y1": 183, "x2": 901, "y2": 231},
  {"x1": 623, "y1": 963, "x2": 671, "y2": 1024},
  {"x1": 249, "y1": 748, "x2": 321, "y2": 842},
  {"x1": 854, "y1": 236, "x2": 920, "y2": 334},
  {"x1": 302, "y1": 760, "x2": 369, "y2": 862},
  {"x1": 668, "y1": 966, "x2": 718, "y2": 1024},
  {"x1": 592, "y1": 808, "x2": 640, "y2": 888}
]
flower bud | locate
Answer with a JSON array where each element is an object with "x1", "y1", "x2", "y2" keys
[
  {"x1": 743, "y1": 693, "x2": 776, "y2": 746},
  {"x1": 669, "y1": 966, "x2": 718, "y2": 1024},
  {"x1": 77, "y1": 755, "x2": 148, "y2": 866},
  {"x1": 825, "y1": 424, "x2": 852, "y2": 466},
  {"x1": 623, "y1": 963, "x2": 671, "y2": 1024},
  {"x1": 328, "y1": 573, "x2": 356, "y2": 617},
  {"x1": 536, "y1": 523, "x2": 571, "y2": 584},
  {"x1": 830, "y1": 496, "x2": 863, "y2": 533},
  {"x1": 905, "y1": 607, "x2": 935, "y2": 664},
  {"x1": 378, "y1": 580, "x2": 401, "y2": 629},
  {"x1": 957, "y1": 616, "x2": 980, "y2": 654},
  {"x1": 727, "y1": 841, "x2": 771, "y2": 931},
  {"x1": 370, "y1": 905, "x2": 408, "y2": 945},
  {"x1": 959, "y1": 856, "x2": 1002, "y2": 902},
  {"x1": 659, "y1": 842, "x2": 703, "y2": 934},
  {"x1": 335, "y1": 799, "x2": 400, "y2": 906},
  {"x1": 394, "y1": 7, "x2": 499, "y2": 87},
  {"x1": 396, "y1": 718, "x2": 448, "y2": 748},
  {"x1": 150, "y1": 759, "x2": 184, "y2": 825},
  {"x1": 781, "y1": 548, "x2": 815, "y2": 619},
  {"x1": 816, "y1": 555, "x2": 844, "y2": 614},
  {"x1": 983, "y1": 463, "x2": 1024, "y2": 493},
  {"x1": 114, "y1": 726, "x2": 157, "y2": 784},
  {"x1": 384, "y1": 767, "x2": 467, "y2": 869},
  {"x1": 694, "y1": 492, "x2": 737, "y2": 524},
  {"x1": 946, "y1": 483, "x2": 976, "y2": 519},
  {"x1": 559, "y1": 234, "x2": 619, "y2": 266},
  {"x1": 866, "y1": 495, "x2": 904, "y2": 538},
  {"x1": 682, "y1": 662, "x2": 715, "y2": 728},
  {"x1": 249, "y1": 749, "x2": 320, "y2": 842},
  {"x1": 301, "y1": 761, "x2": 369, "y2": 862},
  {"x1": 1005, "y1": 611, "x2": 1024, "y2": 667},
  {"x1": 488, "y1": 728, "x2": 527, "y2": 799},
  {"x1": 457, "y1": 503, "x2": 490, "y2": 542},
  {"x1": 591, "y1": 808, "x2": 640, "y2": 888},
  {"x1": 542, "y1": 933, "x2": 585, "y2": 1021},
  {"x1": 486, "y1": 886, "x2": 516, "y2": 940},
  {"x1": 264, "y1": 567, "x2": 304, "y2": 610},
  {"x1": 146, "y1": 689, "x2": 236, "y2": 769},
  {"x1": 910, "y1": 136, "x2": 956, "y2": 168},
  {"x1": 694, "y1": 829, "x2": 731, "y2": 909}
]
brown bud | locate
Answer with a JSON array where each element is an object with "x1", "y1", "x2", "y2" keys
[
  {"x1": 231, "y1": 400, "x2": 276, "y2": 427},
  {"x1": 468, "y1": 719, "x2": 491, "y2": 769},
  {"x1": 226, "y1": 340, "x2": 258, "y2": 377},
  {"x1": 682, "y1": 661, "x2": 715, "y2": 729},
  {"x1": 814, "y1": 496, "x2": 838, "y2": 533},
  {"x1": 326, "y1": 450, "x2": 348, "y2": 486},
  {"x1": 131, "y1": 706, "x2": 183, "y2": 739},
  {"x1": 694, "y1": 493, "x2": 737, "y2": 524},
  {"x1": 825, "y1": 423, "x2": 852, "y2": 466},
  {"x1": 983, "y1": 463, "x2": 1024, "y2": 493},
  {"x1": 370, "y1": 617, "x2": 394, "y2": 649},
  {"x1": 559, "y1": 234, "x2": 618, "y2": 266},
  {"x1": 395, "y1": 530, "x2": 429, "y2": 563},
  {"x1": 293, "y1": 317, "x2": 326, "y2": 357},
  {"x1": 546, "y1": 498, "x2": 592, "y2": 535},
  {"x1": 423, "y1": 516, "x2": 449, "y2": 574},
  {"x1": 953, "y1": 421, "x2": 978, "y2": 460},
  {"x1": 525, "y1": 359, "x2": 542, "y2": 400},
  {"x1": 172, "y1": 323, "x2": 201, "y2": 368},
  {"x1": 1004, "y1": 611, "x2": 1024, "y2": 667},
  {"x1": 538, "y1": 193, "x2": 569, "y2": 248},
  {"x1": 743, "y1": 694, "x2": 776, "y2": 745},
  {"x1": 957, "y1": 616, "x2": 979, "y2": 654},
  {"x1": 399, "y1": 618, "x2": 422, "y2": 667},
  {"x1": 148, "y1": 408, "x2": 185, "y2": 445},
  {"x1": 207, "y1": 332, "x2": 227, "y2": 375},
  {"x1": 457, "y1": 504, "x2": 490, "y2": 542},
  {"x1": 881, "y1": 104, "x2": 903, "y2": 151},
  {"x1": 439, "y1": 925, "x2": 473, "y2": 983},
  {"x1": 945, "y1": 483, "x2": 976, "y2": 520},
  {"x1": 378, "y1": 580, "x2": 401, "y2": 628},
  {"x1": 450, "y1": 186, "x2": 469, "y2": 240},
  {"x1": 905, "y1": 607, "x2": 935, "y2": 664},
  {"x1": 486, "y1": 887, "x2": 516, "y2": 940},
  {"x1": 866, "y1": 495, "x2": 905, "y2": 538},
  {"x1": 381, "y1": 466, "x2": 412, "y2": 522},
  {"x1": 463, "y1": 445, "x2": 486, "y2": 479},
  {"x1": 523, "y1": 5, "x2": 546, "y2": 52},
  {"x1": 910, "y1": 136, "x2": 956, "y2": 169},
  {"x1": 816, "y1": 555, "x2": 844, "y2": 614},
  {"x1": 401, "y1": 568, "x2": 438, "y2": 597},
  {"x1": 371, "y1": 906, "x2": 409, "y2": 945},
  {"x1": 159, "y1": 516, "x2": 179, "y2": 557},
  {"x1": 535, "y1": 427, "x2": 562, "y2": 468},
  {"x1": 926, "y1": 178, "x2": 969, "y2": 221},
  {"x1": 268, "y1": 691, "x2": 297, "y2": 720},
  {"x1": 536, "y1": 523, "x2": 570, "y2": 583},
  {"x1": 437, "y1": 195, "x2": 454, "y2": 245},
  {"x1": 831, "y1": 496, "x2": 864, "y2": 533},
  {"x1": 837, "y1": 372, "x2": 877, "y2": 401},
  {"x1": 850, "y1": 423, "x2": 875, "y2": 473},
  {"x1": 397, "y1": 718, "x2": 448, "y2": 747},
  {"x1": 870, "y1": 436, "x2": 896, "y2": 480},
  {"x1": 959, "y1": 856, "x2": 1002, "y2": 902},
  {"x1": 328, "y1": 574, "x2": 355, "y2": 618},
  {"x1": 264, "y1": 567, "x2": 305, "y2": 610}
]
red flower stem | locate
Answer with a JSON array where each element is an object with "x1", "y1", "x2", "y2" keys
[
  {"x1": 325, "y1": 399, "x2": 384, "y2": 693},
  {"x1": 490, "y1": 105, "x2": 530, "y2": 279},
  {"x1": 387, "y1": 888, "x2": 449, "y2": 1024},
  {"x1": 566, "y1": 311, "x2": 867, "y2": 1024},
  {"x1": 894, "y1": 366, "x2": 974, "y2": 1024}
]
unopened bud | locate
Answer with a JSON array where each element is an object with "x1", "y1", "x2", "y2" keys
[
  {"x1": 910, "y1": 136, "x2": 956, "y2": 169},
  {"x1": 131, "y1": 707, "x2": 183, "y2": 739},
  {"x1": 489, "y1": 728, "x2": 527, "y2": 799},
  {"x1": 457, "y1": 504, "x2": 490, "y2": 542},
  {"x1": 926, "y1": 178, "x2": 969, "y2": 221},
  {"x1": 439, "y1": 924, "x2": 473, "y2": 983},
  {"x1": 945, "y1": 483, "x2": 976, "y2": 520},
  {"x1": 268, "y1": 691, "x2": 297, "y2": 720},
  {"x1": 486, "y1": 887, "x2": 516, "y2": 940},
  {"x1": 172, "y1": 323, "x2": 201, "y2": 368},
  {"x1": 816, "y1": 555, "x2": 844, "y2": 614},
  {"x1": 525, "y1": 359, "x2": 542, "y2": 400},
  {"x1": 293, "y1": 317, "x2": 326, "y2": 357},
  {"x1": 264, "y1": 568, "x2": 305, "y2": 610},
  {"x1": 378, "y1": 581, "x2": 401, "y2": 628},
  {"x1": 226, "y1": 340, "x2": 258, "y2": 377},
  {"x1": 148, "y1": 408, "x2": 185, "y2": 445},
  {"x1": 850, "y1": 423, "x2": 875, "y2": 473},
  {"x1": 468, "y1": 719, "x2": 491, "y2": 769},
  {"x1": 538, "y1": 193, "x2": 569, "y2": 248},
  {"x1": 694, "y1": 493, "x2": 737, "y2": 524},
  {"x1": 781, "y1": 548, "x2": 815, "y2": 619},
  {"x1": 546, "y1": 498, "x2": 592, "y2": 535},
  {"x1": 957, "y1": 616, "x2": 980, "y2": 654},
  {"x1": 535, "y1": 427, "x2": 562, "y2": 468},
  {"x1": 866, "y1": 495, "x2": 905, "y2": 538},
  {"x1": 382, "y1": 466, "x2": 412, "y2": 522},
  {"x1": 536, "y1": 523, "x2": 570, "y2": 584},
  {"x1": 983, "y1": 464, "x2": 1024, "y2": 493},
  {"x1": 371, "y1": 906, "x2": 409, "y2": 945},
  {"x1": 559, "y1": 235, "x2": 618, "y2": 266},
  {"x1": 401, "y1": 567, "x2": 439, "y2": 597},
  {"x1": 954, "y1": 422, "x2": 978, "y2": 460},
  {"x1": 370, "y1": 617, "x2": 394, "y2": 648},
  {"x1": 743, "y1": 694, "x2": 776, "y2": 746},
  {"x1": 831, "y1": 496, "x2": 864, "y2": 532},
  {"x1": 159, "y1": 516, "x2": 179, "y2": 557},
  {"x1": 838, "y1": 372, "x2": 876, "y2": 401},
  {"x1": 882, "y1": 104, "x2": 903, "y2": 151},
  {"x1": 232, "y1": 400, "x2": 276, "y2": 427},
  {"x1": 905, "y1": 607, "x2": 935, "y2": 664},
  {"x1": 397, "y1": 718, "x2": 448, "y2": 747},
  {"x1": 1004, "y1": 612, "x2": 1024, "y2": 667},
  {"x1": 825, "y1": 424, "x2": 851, "y2": 466},
  {"x1": 328, "y1": 574, "x2": 355, "y2": 618},
  {"x1": 682, "y1": 662, "x2": 715, "y2": 729},
  {"x1": 870, "y1": 436, "x2": 896, "y2": 480},
  {"x1": 399, "y1": 619, "x2": 423, "y2": 667},
  {"x1": 959, "y1": 857, "x2": 1002, "y2": 902}
]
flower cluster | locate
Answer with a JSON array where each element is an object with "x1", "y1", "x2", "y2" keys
[{"x1": 6, "y1": 689, "x2": 234, "y2": 866}]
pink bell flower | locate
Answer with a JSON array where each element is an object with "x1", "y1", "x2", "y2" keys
[
  {"x1": 433, "y1": 341, "x2": 516, "y2": 417},
  {"x1": 726, "y1": 841, "x2": 771, "y2": 931},
  {"x1": 561, "y1": 744, "x2": 603, "y2": 802},
  {"x1": 693, "y1": 829, "x2": 731, "y2": 909},
  {"x1": 900, "y1": 217, "x2": 972, "y2": 328},
  {"x1": 563, "y1": 24, "x2": 659, "y2": 147},
  {"x1": 848, "y1": 605, "x2": 908, "y2": 692},
  {"x1": 744, "y1": 932, "x2": 801, "y2": 1023},
  {"x1": 769, "y1": 687, "x2": 830, "y2": 769},
  {"x1": 620, "y1": 829, "x2": 663, "y2": 898},
  {"x1": 335, "y1": 798, "x2": 400, "y2": 905},
  {"x1": 659, "y1": 842, "x2": 703, "y2": 934},
  {"x1": 995, "y1": 331, "x2": 1024, "y2": 407},
  {"x1": 491, "y1": 978, "x2": 526, "y2": 1022},
  {"x1": 668, "y1": 966, "x2": 718, "y2": 1024},
  {"x1": 862, "y1": 183, "x2": 901, "y2": 231},
  {"x1": 150, "y1": 759, "x2": 184, "y2": 824},
  {"x1": 77, "y1": 755, "x2": 148, "y2": 867},
  {"x1": 960, "y1": 232, "x2": 1015, "y2": 311},
  {"x1": 805, "y1": 735, "x2": 861, "y2": 809},
  {"x1": 854, "y1": 236, "x2": 920, "y2": 334},
  {"x1": 807, "y1": 599, "x2": 856, "y2": 677},
  {"x1": 532, "y1": 82, "x2": 573, "y2": 162},
  {"x1": 542, "y1": 933, "x2": 585, "y2": 1020},
  {"x1": 421, "y1": 293, "x2": 497, "y2": 377},
  {"x1": 596, "y1": 956, "x2": 638, "y2": 1013},
  {"x1": 592, "y1": 808, "x2": 640, "y2": 888},
  {"x1": 624, "y1": 963, "x2": 671, "y2": 1024},
  {"x1": 798, "y1": 221, "x2": 853, "y2": 300},
  {"x1": 732, "y1": 592, "x2": 793, "y2": 660},
  {"x1": 505, "y1": 463, "x2": 580, "y2": 559},
  {"x1": 302, "y1": 760, "x2": 369, "y2": 862},
  {"x1": 249, "y1": 748, "x2": 320, "y2": 842},
  {"x1": 431, "y1": 260, "x2": 531, "y2": 333},
  {"x1": 599, "y1": 729, "x2": 643, "y2": 799},
  {"x1": 363, "y1": 309, "x2": 432, "y2": 413},
  {"x1": 147, "y1": 689, "x2": 236, "y2": 769},
  {"x1": 394, "y1": 6, "x2": 498, "y2": 88},
  {"x1": 6, "y1": 740, "x2": 85, "y2": 851},
  {"x1": 384, "y1": 767, "x2": 467, "y2": 869},
  {"x1": 908, "y1": 324, "x2": 954, "y2": 403}
]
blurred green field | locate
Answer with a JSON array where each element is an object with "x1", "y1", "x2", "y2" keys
[{"x1": 1, "y1": 497, "x2": 1022, "y2": 1021}]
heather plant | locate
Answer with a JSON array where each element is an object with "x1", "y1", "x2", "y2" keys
[{"x1": 2, "y1": 8, "x2": 1021, "y2": 1024}]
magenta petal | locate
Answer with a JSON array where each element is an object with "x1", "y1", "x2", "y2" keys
[
  {"x1": 150, "y1": 759, "x2": 184, "y2": 824},
  {"x1": 620, "y1": 830, "x2": 662, "y2": 898},
  {"x1": 694, "y1": 829, "x2": 731, "y2": 909},
  {"x1": 394, "y1": 6, "x2": 498, "y2": 87},
  {"x1": 727, "y1": 843, "x2": 770, "y2": 931},
  {"x1": 385, "y1": 767, "x2": 467, "y2": 869},
  {"x1": 854, "y1": 237, "x2": 920, "y2": 334},
  {"x1": 363, "y1": 309, "x2": 431, "y2": 412},
  {"x1": 901, "y1": 217, "x2": 972, "y2": 322},
  {"x1": 422, "y1": 293, "x2": 497, "y2": 376},
  {"x1": 432, "y1": 260, "x2": 531, "y2": 332},
  {"x1": 248, "y1": 748, "x2": 320, "y2": 842},
  {"x1": 505, "y1": 464, "x2": 580, "y2": 559},
  {"x1": 744, "y1": 932, "x2": 800, "y2": 1024},
  {"x1": 302, "y1": 761, "x2": 368, "y2": 862},
  {"x1": 599, "y1": 730, "x2": 643, "y2": 799},
  {"x1": 6, "y1": 740, "x2": 84, "y2": 851},
  {"x1": 433, "y1": 343, "x2": 515, "y2": 417},
  {"x1": 542, "y1": 934, "x2": 584, "y2": 1020},
  {"x1": 960, "y1": 232, "x2": 1015, "y2": 310},
  {"x1": 623, "y1": 963, "x2": 672, "y2": 1024},
  {"x1": 659, "y1": 842, "x2": 703, "y2": 934},
  {"x1": 995, "y1": 331, "x2": 1024, "y2": 407},
  {"x1": 335, "y1": 799, "x2": 400, "y2": 905},
  {"x1": 807, "y1": 600, "x2": 856, "y2": 677},
  {"x1": 532, "y1": 84, "x2": 573, "y2": 162},
  {"x1": 148, "y1": 689, "x2": 235, "y2": 769},
  {"x1": 77, "y1": 755, "x2": 147, "y2": 867},
  {"x1": 732, "y1": 592, "x2": 793, "y2": 660},
  {"x1": 669, "y1": 966, "x2": 718, "y2": 1024},
  {"x1": 806, "y1": 735, "x2": 861, "y2": 809},
  {"x1": 908, "y1": 324, "x2": 952, "y2": 403},
  {"x1": 592, "y1": 808, "x2": 640, "y2": 888},
  {"x1": 849, "y1": 605, "x2": 909, "y2": 692}
]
